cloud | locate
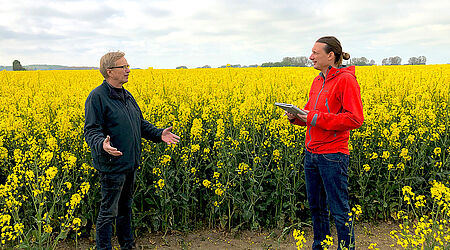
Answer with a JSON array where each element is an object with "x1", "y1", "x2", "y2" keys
[
  {"x1": 0, "y1": 26, "x2": 63, "y2": 41},
  {"x1": 0, "y1": 0, "x2": 449, "y2": 68}
]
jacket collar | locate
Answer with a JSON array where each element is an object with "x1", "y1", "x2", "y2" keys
[
  {"x1": 318, "y1": 65, "x2": 355, "y2": 80},
  {"x1": 102, "y1": 80, "x2": 131, "y2": 100}
]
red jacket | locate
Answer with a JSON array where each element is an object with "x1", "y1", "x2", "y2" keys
[{"x1": 290, "y1": 66, "x2": 364, "y2": 155}]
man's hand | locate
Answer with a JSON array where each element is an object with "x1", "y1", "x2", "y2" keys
[
  {"x1": 103, "y1": 135, "x2": 123, "y2": 156},
  {"x1": 161, "y1": 126, "x2": 180, "y2": 145}
]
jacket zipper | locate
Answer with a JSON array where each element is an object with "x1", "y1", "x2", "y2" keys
[
  {"x1": 325, "y1": 98, "x2": 330, "y2": 113},
  {"x1": 122, "y1": 97, "x2": 140, "y2": 164},
  {"x1": 307, "y1": 67, "x2": 330, "y2": 148}
]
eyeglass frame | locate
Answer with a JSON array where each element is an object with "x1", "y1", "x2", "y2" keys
[{"x1": 108, "y1": 65, "x2": 130, "y2": 70}]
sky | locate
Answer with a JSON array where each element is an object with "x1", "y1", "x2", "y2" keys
[{"x1": 0, "y1": 0, "x2": 449, "y2": 69}]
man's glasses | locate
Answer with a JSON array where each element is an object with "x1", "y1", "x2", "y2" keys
[{"x1": 108, "y1": 65, "x2": 130, "y2": 70}]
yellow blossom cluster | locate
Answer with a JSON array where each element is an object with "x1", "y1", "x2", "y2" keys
[
  {"x1": 236, "y1": 162, "x2": 251, "y2": 175},
  {"x1": 391, "y1": 182, "x2": 450, "y2": 248},
  {"x1": 292, "y1": 229, "x2": 306, "y2": 249},
  {"x1": 321, "y1": 235, "x2": 334, "y2": 250},
  {"x1": 0, "y1": 65, "x2": 448, "y2": 245}
]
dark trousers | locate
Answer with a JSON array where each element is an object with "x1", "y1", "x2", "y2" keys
[
  {"x1": 96, "y1": 170, "x2": 136, "y2": 250},
  {"x1": 304, "y1": 150, "x2": 355, "y2": 250}
]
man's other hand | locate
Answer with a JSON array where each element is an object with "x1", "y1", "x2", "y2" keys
[
  {"x1": 103, "y1": 135, "x2": 123, "y2": 156},
  {"x1": 161, "y1": 126, "x2": 180, "y2": 145}
]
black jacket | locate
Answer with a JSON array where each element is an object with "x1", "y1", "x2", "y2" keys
[{"x1": 84, "y1": 80, "x2": 164, "y2": 173}]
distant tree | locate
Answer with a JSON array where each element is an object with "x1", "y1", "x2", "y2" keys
[
  {"x1": 382, "y1": 56, "x2": 402, "y2": 65},
  {"x1": 13, "y1": 60, "x2": 26, "y2": 71},
  {"x1": 261, "y1": 62, "x2": 274, "y2": 67},
  {"x1": 408, "y1": 56, "x2": 427, "y2": 65},
  {"x1": 281, "y1": 57, "x2": 295, "y2": 66},
  {"x1": 390, "y1": 56, "x2": 402, "y2": 65},
  {"x1": 349, "y1": 57, "x2": 376, "y2": 66},
  {"x1": 261, "y1": 56, "x2": 311, "y2": 67},
  {"x1": 201, "y1": 65, "x2": 211, "y2": 68},
  {"x1": 349, "y1": 57, "x2": 369, "y2": 66},
  {"x1": 418, "y1": 56, "x2": 426, "y2": 65},
  {"x1": 281, "y1": 56, "x2": 311, "y2": 67},
  {"x1": 274, "y1": 62, "x2": 283, "y2": 67},
  {"x1": 298, "y1": 56, "x2": 312, "y2": 67},
  {"x1": 176, "y1": 66, "x2": 188, "y2": 69},
  {"x1": 218, "y1": 64, "x2": 241, "y2": 68},
  {"x1": 408, "y1": 57, "x2": 418, "y2": 65}
]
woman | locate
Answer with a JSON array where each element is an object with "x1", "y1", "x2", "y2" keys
[{"x1": 286, "y1": 36, "x2": 364, "y2": 250}]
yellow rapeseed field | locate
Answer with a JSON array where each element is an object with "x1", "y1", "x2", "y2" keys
[{"x1": 0, "y1": 65, "x2": 449, "y2": 248}]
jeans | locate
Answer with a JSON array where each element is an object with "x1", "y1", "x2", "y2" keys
[
  {"x1": 304, "y1": 150, "x2": 355, "y2": 250},
  {"x1": 96, "y1": 169, "x2": 136, "y2": 250}
]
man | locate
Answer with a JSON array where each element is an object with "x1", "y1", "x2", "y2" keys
[
  {"x1": 84, "y1": 51, "x2": 180, "y2": 249},
  {"x1": 286, "y1": 36, "x2": 364, "y2": 250}
]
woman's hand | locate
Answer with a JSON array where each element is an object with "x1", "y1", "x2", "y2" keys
[
  {"x1": 285, "y1": 111, "x2": 297, "y2": 120},
  {"x1": 285, "y1": 110, "x2": 309, "y2": 122}
]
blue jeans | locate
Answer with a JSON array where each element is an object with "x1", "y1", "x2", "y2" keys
[
  {"x1": 96, "y1": 170, "x2": 136, "y2": 250},
  {"x1": 304, "y1": 150, "x2": 355, "y2": 250}
]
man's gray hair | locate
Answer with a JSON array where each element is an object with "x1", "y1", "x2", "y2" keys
[{"x1": 99, "y1": 51, "x2": 125, "y2": 79}]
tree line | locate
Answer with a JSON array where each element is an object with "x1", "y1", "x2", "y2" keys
[
  {"x1": 3, "y1": 60, "x2": 98, "y2": 71},
  {"x1": 9, "y1": 55, "x2": 428, "y2": 72},
  {"x1": 176, "y1": 55, "x2": 428, "y2": 69}
]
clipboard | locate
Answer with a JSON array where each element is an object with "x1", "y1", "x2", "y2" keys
[{"x1": 274, "y1": 102, "x2": 307, "y2": 116}]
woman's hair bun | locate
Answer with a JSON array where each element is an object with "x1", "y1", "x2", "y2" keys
[{"x1": 342, "y1": 52, "x2": 350, "y2": 60}]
